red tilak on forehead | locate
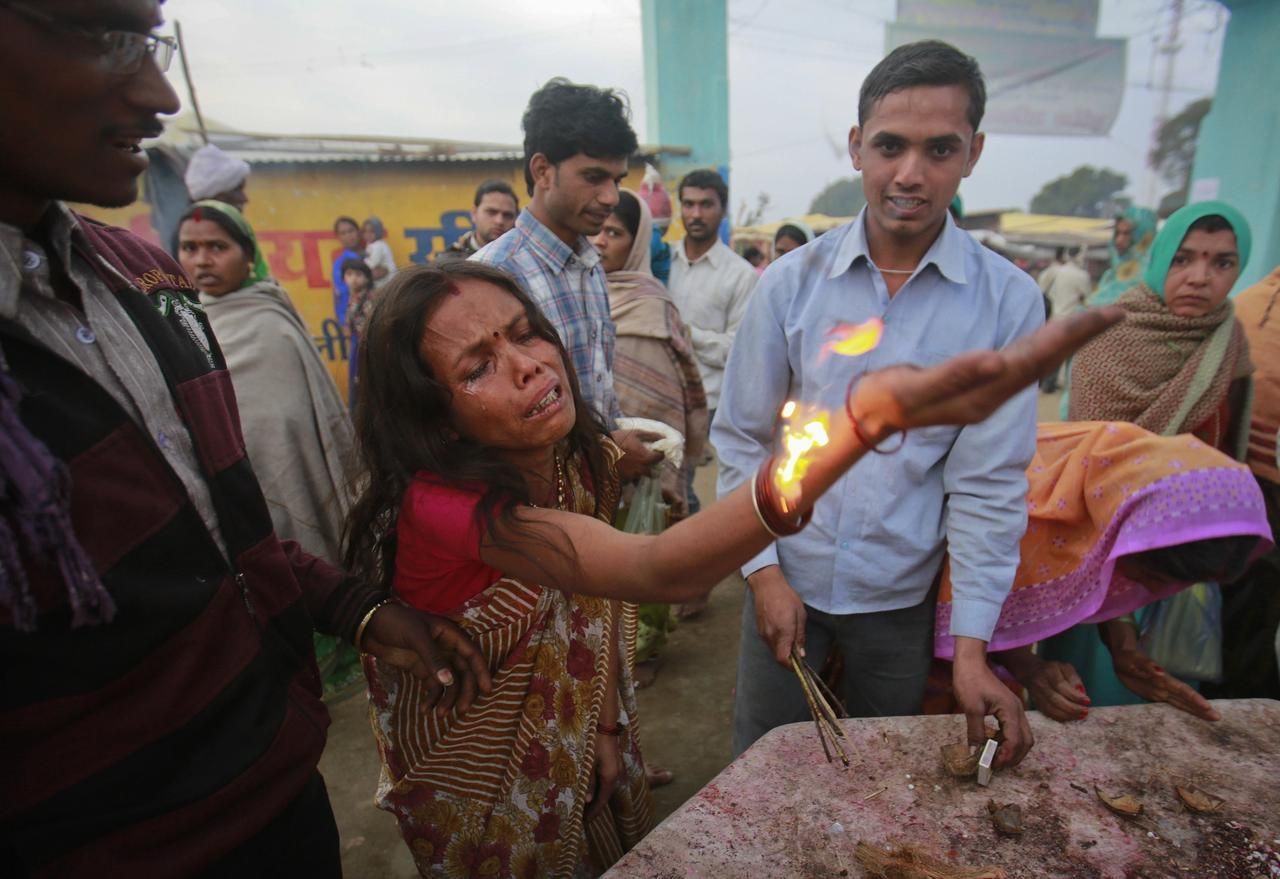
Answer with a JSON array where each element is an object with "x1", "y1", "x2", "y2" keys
[
  {"x1": 192, "y1": 207, "x2": 204, "y2": 223},
  {"x1": 444, "y1": 281, "x2": 460, "y2": 296}
]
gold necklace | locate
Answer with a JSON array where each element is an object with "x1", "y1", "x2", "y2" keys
[
  {"x1": 552, "y1": 453, "x2": 567, "y2": 510},
  {"x1": 530, "y1": 453, "x2": 567, "y2": 510}
]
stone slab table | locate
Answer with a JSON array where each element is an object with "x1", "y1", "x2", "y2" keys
[{"x1": 605, "y1": 700, "x2": 1280, "y2": 878}]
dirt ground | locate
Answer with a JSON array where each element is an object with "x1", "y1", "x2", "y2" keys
[{"x1": 318, "y1": 463, "x2": 743, "y2": 878}]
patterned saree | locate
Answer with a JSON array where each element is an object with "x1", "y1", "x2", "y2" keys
[{"x1": 363, "y1": 449, "x2": 654, "y2": 878}]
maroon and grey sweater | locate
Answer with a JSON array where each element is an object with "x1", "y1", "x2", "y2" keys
[{"x1": 0, "y1": 217, "x2": 381, "y2": 876}]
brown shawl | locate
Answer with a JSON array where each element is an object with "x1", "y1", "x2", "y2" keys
[
  {"x1": 1068, "y1": 283, "x2": 1252, "y2": 452},
  {"x1": 606, "y1": 189, "x2": 709, "y2": 517}
]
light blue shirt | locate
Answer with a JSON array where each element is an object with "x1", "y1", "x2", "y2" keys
[{"x1": 713, "y1": 211, "x2": 1044, "y2": 641}]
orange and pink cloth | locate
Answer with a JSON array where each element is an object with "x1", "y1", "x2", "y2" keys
[{"x1": 935, "y1": 421, "x2": 1274, "y2": 659}]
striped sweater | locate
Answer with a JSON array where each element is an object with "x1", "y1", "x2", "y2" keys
[{"x1": 0, "y1": 216, "x2": 380, "y2": 876}]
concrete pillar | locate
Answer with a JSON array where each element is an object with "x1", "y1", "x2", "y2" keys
[
  {"x1": 641, "y1": 0, "x2": 731, "y2": 235},
  {"x1": 1190, "y1": 0, "x2": 1280, "y2": 289}
]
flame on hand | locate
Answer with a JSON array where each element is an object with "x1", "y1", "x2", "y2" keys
[
  {"x1": 824, "y1": 317, "x2": 884, "y2": 358},
  {"x1": 774, "y1": 404, "x2": 831, "y2": 511}
]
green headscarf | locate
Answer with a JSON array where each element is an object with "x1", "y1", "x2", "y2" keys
[
  {"x1": 191, "y1": 199, "x2": 271, "y2": 288},
  {"x1": 1142, "y1": 200, "x2": 1252, "y2": 299},
  {"x1": 1087, "y1": 205, "x2": 1158, "y2": 307}
]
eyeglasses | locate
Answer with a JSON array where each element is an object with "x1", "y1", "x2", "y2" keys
[{"x1": 0, "y1": 1, "x2": 177, "y2": 75}]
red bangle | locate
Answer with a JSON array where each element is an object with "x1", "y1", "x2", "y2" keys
[
  {"x1": 844, "y1": 375, "x2": 907, "y2": 455},
  {"x1": 597, "y1": 721, "x2": 624, "y2": 736},
  {"x1": 752, "y1": 456, "x2": 812, "y2": 537}
]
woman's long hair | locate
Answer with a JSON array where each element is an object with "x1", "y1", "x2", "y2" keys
[{"x1": 342, "y1": 261, "x2": 608, "y2": 593}]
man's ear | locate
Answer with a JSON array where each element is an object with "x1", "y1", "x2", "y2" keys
[
  {"x1": 848, "y1": 126, "x2": 863, "y2": 172},
  {"x1": 528, "y1": 153, "x2": 554, "y2": 192},
  {"x1": 962, "y1": 131, "x2": 985, "y2": 178}
]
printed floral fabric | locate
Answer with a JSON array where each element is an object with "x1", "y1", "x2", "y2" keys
[{"x1": 363, "y1": 442, "x2": 653, "y2": 878}]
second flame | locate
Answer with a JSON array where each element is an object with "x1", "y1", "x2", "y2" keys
[
  {"x1": 824, "y1": 317, "x2": 884, "y2": 358},
  {"x1": 772, "y1": 317, "x2": 885, "y2": 509}
]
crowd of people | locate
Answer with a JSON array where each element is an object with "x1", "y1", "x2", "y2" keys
[{"x1": 1, "y1": 4, "x2": 1277, "y2": 878}]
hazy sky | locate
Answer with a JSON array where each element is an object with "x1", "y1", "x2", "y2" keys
[{"x1": 163, "y1": 0, "x2": 1227, "y2": 221}]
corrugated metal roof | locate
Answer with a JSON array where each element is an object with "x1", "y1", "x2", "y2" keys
[
  {"x1": 159, "y1": 123, "x2": 683, "y2": 166},
  {"x1": 205, "y1": 131, "x2": 523, "y2": 165}
]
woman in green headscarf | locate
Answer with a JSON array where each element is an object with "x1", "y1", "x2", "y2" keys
[
  {"x1": 1068, "y1": 200, "x2": 1253, "y2": 454},
  {"x1": 1088, "y1": 205, "x2": 1158, "y2": 307},
  {"x1": 1047, "y1": 200, "x2": 1255, "y2": 708},
  {"x1": 177, "y1": 200, "x2": 363, "y2": 700}
]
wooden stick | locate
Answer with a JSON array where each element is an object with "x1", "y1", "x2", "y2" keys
[
  {"x1": 827, "y1": 731, "x2": 851, "y2": 766},
  {"x1": 792, "y1": 652, "x2": 845, "y2": 738},
  {"x1": 791, "y1": 655, "x2": 847, "y2": 764},
  {"x1": 813, "y1": 713, "x2": 834, "y2": 764},
  {"x1": 791, "y1": 655, "x2": 829, "y2": 727},
  {"x1": 791, "y1": 655, "x2": 826, "y2": 723},
  {"x1": 802, "y1": 655, "x2": 849, "y2": 718},
  {"x1": 810, "y1": 676, "x2": 846, "y2": 737},
  {"x1": 786, "y1": 647, "x2": 854, "y2": 766}
]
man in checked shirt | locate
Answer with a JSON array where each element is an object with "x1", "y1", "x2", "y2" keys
[{"x1": 474, "y1": 78, "x2": 663, "y2": 481}]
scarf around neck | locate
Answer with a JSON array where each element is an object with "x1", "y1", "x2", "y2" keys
[{"x1": 1068, "y1": 283, "x2": 1251, "y2": 447}]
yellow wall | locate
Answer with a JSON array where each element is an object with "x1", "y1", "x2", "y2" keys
[{"x1": 80, "y1": 160, "x2": 649, "y2": 398}]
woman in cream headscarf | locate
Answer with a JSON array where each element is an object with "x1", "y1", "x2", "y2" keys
[
  {"x1": 177, "y1": 200, "x2": 361, "y2": 698},
  {"x1": 592, "y1": 190, "x2": 709, "y2": 519},
  {"x1": 591, "y1": 189, "x2": 709, "y2": 697}
]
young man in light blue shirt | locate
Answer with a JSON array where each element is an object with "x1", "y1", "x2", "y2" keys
[{"x1": 715, "y1": 40, "x2": 1039, "y2": 765}]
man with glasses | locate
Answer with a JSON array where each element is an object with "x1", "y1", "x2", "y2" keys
[{"x1": 0, "y1": 3, "x2": 490, "y2": 876}]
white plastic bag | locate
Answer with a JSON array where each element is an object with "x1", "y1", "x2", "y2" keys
[
  {"x1": 1139, "y1": 583, "x2": 1224, "y2": 683},
  {"x1": 615, "y1": 416, "x2": 684, "y2": 472}
]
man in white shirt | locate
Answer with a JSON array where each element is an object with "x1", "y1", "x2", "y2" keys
[
  {"x1": 668, "y1": 169, "x2": 759, "y2": 424},
  {"x1": 667, "y1": 169, "x2": 757, "y2": 615},
  {"x1": 1045, "y1": 246, "x2": 1092, "y2": 317},
  {"x1": 1041, "y1": 246, "x2": 1092, "y2": 391},
  {"x1": 1037, "y1": 247, "x2": 1065, "y2": 298}
]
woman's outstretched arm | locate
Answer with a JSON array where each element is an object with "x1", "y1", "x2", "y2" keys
[{"x1": 481, "y1": 308, "x2": 1124, "y2": 603}]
